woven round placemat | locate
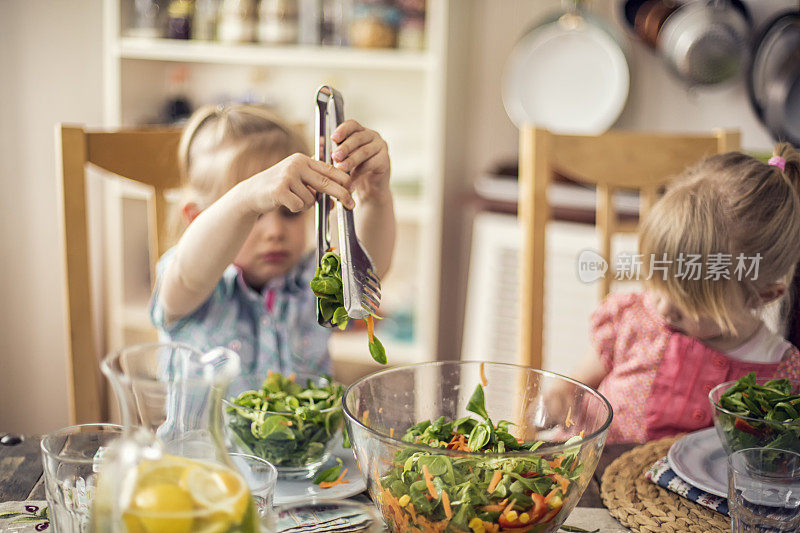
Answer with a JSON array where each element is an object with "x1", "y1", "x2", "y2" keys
[{"x1": 600, "y1": 435, "x2": 730, "y2": 533}]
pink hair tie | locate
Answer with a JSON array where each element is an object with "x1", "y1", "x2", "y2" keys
[{"x1": 768, "y1": 156, "x2": 786, "y2": 172}]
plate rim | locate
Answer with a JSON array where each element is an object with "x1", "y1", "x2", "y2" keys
[
  {"x1": 273, "y1": 446, "x2": 367, "y2": 505},
  {"x1": 667, "y1": 427, "x2": 728, "y2": 498}
]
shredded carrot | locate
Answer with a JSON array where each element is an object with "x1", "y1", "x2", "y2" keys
[
  {"x1": 390, "y1": 427, "x2": 395, "y2": 438},
  {"x1": 548, "y1": 456, "x2": 563, "y2": 469},
  {"x1": 552, "y1": 473, "x2": 570, "y2": 493},
  {"x1": 362, "y1": 410, "x2": 370, "y2": 427},
  {"x1": 326, "y1": 246, "x2": 336, "y2": 252},
  {"x1": 319, "y1": 467, "x2": 349, "y2": 488},
  {"x1": 288, "y1": 372, "x2": 296, "y2": 382},
  {"x1": 565, "y1": 406, "x2": 573, "y2": 428},
  {"x1": 502, "y1": 499, "x2": 517, "y2": 516},
  {"x1": 487, "y1": 470, "x2": 503, "y2": 493},
  {"x1": 267, "y1": 370, "x2": 274, "y2": 377},
  {"x1": 579, "y1": 430, "x2": 585, "y2": 439},
  {"x1": 480, "y1": 362, "x2": 488, "y2": 387},
  {"x1": 407, "y1": 502, "x2": 418, "y2": 524},
  {"x1": 422, "y1": 465, "x2": 438, "y2": 499},
  {"x1": 367, "y1": 315, "x2": 375, "y2": 343},
  {"x1": 442, "y1": 490, "x2": 452, "y2": 518}
]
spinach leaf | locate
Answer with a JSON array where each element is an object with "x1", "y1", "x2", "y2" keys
[
  {"x1": 225, "y1": 372, "x2": 344, "y2": 468},
  {"x1": 311, "y1": 251, "x2": 388, "y2": 364}
]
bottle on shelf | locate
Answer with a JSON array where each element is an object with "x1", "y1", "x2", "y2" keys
[
  {"x1": 257, "y1": 0, "x2": 300, "y2": 44},
  {"x1": 128, "y1": 0, "x2": 163, "y2": 38},
  {"x1": 166, "y1": 0, "x2": 194, "y2": 39},
  {"x1": 193, "y1": 0, "x2": 220, "y2": 40},
  {"x1": 349, "y1": 2, "x2": 400, "y2": 49},
  {"x1": 217, "y1": 0, "x2": 257, "y2": 43}
]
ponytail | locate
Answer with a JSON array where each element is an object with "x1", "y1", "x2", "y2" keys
[
  {"x1": 773, "y1": 142, "x2": 800, "y2": 347},
  {"x1": 772, "y1": 142, "x2": 800, "y2": 193}
]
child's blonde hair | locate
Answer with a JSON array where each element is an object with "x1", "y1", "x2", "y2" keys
[
  {"x1": 640, "y1": 142, "x2": 800, "y2": 333},
  {"x1": 178, "y1": 104, "x2": 309, "y2": 208},
  {"x1": 168, "y1": 104, "x2": 309, "y2": 243}
]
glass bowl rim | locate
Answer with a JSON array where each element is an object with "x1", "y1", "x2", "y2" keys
[
  {"x1": 709, "y1": 378, "x2": 800, "y2": 427},
  {"x1": 223, "y1": 373, "x2": 343, "y2": 416},
  {"x1": 228, "y1": 451, "x2": 279, "y2": 481},
  {"x1": 40, "y1": 423, "x2": 124, "y2": 462},
  {"x1": 101, "y1": 341, "x2": 240, "y2": 387},
  {"x1": 342, "y1": 360, "x2": 614, "y2": 457}
]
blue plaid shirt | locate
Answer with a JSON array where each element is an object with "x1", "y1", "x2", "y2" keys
[{"x1": 150, "y1": 248, "x2": 332, "y2": 378}]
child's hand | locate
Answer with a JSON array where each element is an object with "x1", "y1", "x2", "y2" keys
[
  {"x1": 331, "y1": 120, "x2": 391, "y2": 202},
  {"x1": 242, "y1": 153, "x2": 356, "y2": 214}
]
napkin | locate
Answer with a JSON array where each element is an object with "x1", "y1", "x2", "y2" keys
[
  {"x1": 274, "y1": 502, "x2": 380, "y2": 533},
  {"x1": 645, "y1": 457, "x2": 729, "y2": 515},
  {"x1": 0, "y1": 500, "x2": 50, "y2": 531}
]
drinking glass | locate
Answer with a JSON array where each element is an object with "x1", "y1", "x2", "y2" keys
[
  {"x1": 229, "y1": 452, "x2": 278, "y2": 517},
  {"x1": 728, "y1": 447, "x2": 800, "y2": 533},
  {"x1": 40, "y1": 423, "x2": 123, "y2": 533},
  {"x1": 264, "y1": 499, "x2": 384, "y2": 532}
]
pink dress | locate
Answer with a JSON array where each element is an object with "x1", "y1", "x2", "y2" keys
[{"x1": 592, "y1": 292, "x2": 800, "y2": 443}]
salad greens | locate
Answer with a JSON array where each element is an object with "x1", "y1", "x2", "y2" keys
[
  {"x1": 311, "y1": 251, "x2": 387, "y2": 364},
  {"x1": 378, "y1": 384, "x2": 585, "y2": 533},
  {"x1": 225, "y1": 372, "x2": 344, "y2": 468},
  {"x1": 715, "y1": 372, "x2": 800, "y2": 454}
]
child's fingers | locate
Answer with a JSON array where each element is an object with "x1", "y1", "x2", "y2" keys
[
  {"x1": 300, "y1": 166, "x2": 355, "y2": 208},
  {"x1": 336, "y1": 141, "x2": 383, "y2": 173},
  {"x1": 331, "y1": 119, "x2": 364, "y2": 144},
  {"x1": 276, "y1": 188, "x2": 308, "y2": 213},
  {"x1": 306, "y1": 158, "x2": 353, "y2": 188},
  {"x1": 289, "y1": 180, "x2": 317, "y2": 210},
  {"x1": 332, "y1": 130, "x2": 376, "y2": 163}
]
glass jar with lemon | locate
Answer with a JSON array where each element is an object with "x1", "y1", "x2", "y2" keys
[{"x1": 90, "y1": 343, "x2": 261, "y2": 532}]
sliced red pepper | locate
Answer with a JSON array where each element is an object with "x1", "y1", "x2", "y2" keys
[
  {"x1": 734, "y1": 418, "x2": 763, "y2": 437},
  {"x1": 530, "y1": 493, "x2": 546, "y2": 522}
]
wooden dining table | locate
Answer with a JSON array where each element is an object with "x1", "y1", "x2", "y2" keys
[{"x1": 0, "y1": 432, "x2": 636, "y2": 531}]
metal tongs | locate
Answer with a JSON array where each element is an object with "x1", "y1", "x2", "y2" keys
[{"x1": 315, "y1": 85, "x2": 382, "y2": 326}]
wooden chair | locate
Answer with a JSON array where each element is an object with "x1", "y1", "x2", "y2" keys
[
  {"x1": 517, "y1": 127, "x2": 740, "y2": 369},
  {"x1": 56, "y1": 125, "x2": 182, "y2": 424}
]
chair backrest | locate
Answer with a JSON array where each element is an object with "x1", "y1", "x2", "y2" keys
[
  {"x1": 56, "y1": 124, "x2": 182, "y2": 424},
  {"x1": 517, "y1": 126, "x2": 740, "y2": 369}
]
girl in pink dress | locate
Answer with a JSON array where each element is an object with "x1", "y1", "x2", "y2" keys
[{"x1": 573, "y1": 143, "x2": 800, "y2": 443}]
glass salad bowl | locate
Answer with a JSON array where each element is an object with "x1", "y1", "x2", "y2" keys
[
  {"x1": 223, "y1": 372, "x2": 344, "y2": 480},
  {"x1": 709, "y1": 375, "x2": 800, "y2": 456},
  {"x1": 343, "y1": 361, "x2": 613, "y2": 533}
]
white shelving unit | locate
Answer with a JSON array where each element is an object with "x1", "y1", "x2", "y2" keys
[{"x1": 101, "y1": 0, "x2": 467, "y2": 378}]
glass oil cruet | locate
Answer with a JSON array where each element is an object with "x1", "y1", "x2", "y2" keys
[{"x1": 90, "y1": 342, "x2": 261, "y2": 532}]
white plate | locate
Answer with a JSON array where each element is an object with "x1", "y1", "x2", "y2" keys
[
  {"x1": 274, "y1": 443, "x2": 366, "y2": 505},
  {"x1": 667, "y1": 427, "x2": 728, "y2": 498},
  {"x1": 502, "y1": 16, "x2": 629, "y2": 134}
]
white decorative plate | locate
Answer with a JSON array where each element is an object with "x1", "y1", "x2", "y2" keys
[
  {"x1": 502, "y1": 17, "x2": 629, "y2": 134},
  {"x1": 274, "y1": 443, "x2": 366, "y2": 505},
  {"x1": 667, "y1": 427, "x2": 728, "y2": 498}
]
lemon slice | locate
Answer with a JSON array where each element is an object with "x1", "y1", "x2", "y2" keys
[
  {"x1": 136, "y1": 455, "x2": 196, "y2": 488},
  {"x1": 127, "y1": 483, "x2": 195, "y2": 533},
  {"x1": 180, "y1": 465, "x2": 250, "y2": 521}
]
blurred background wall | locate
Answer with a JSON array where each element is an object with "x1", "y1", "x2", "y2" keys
[{"x1": 0, "y1": 0, "x2": 104, "y2": 433}]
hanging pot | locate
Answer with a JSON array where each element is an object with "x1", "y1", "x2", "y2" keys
[
  {"x1": 747, "y1": 10, "x2": 800, "y2": 146},
  {"x1": 658, "y1": 0, "x2": 751, "y2": 86},
  {"x1": 633, "y1": 0, "x2": 679, "y2": 48}
]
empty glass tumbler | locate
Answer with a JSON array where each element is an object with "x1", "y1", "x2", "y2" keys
[
  {"x1": 728, "y1": 447, "x2": 800, "y2": 533},
  {"x1": 40, "y1": 423, "x2": 123, "y2": 533}
]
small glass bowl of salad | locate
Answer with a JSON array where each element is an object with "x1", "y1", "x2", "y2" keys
[
  {"x1": 343, "y1": 361, "x2": 613, "y2": 533},
  {"x1": 710, "y1": 373, "x2": 800, "y2": 456},
  {"x1": 223, "y1": 372, "x2": 345, "y2": 480}
]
